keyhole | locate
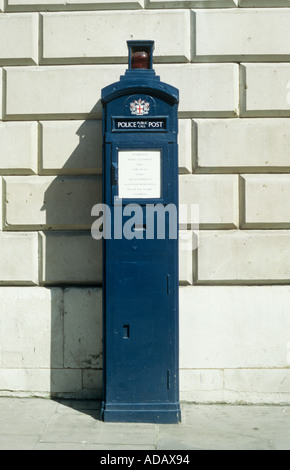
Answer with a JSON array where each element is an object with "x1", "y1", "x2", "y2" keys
[{"x1": 123, "y1": 325, "x2": 130, "y2": 339}]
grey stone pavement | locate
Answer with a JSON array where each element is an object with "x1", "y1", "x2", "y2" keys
[{"x1": 1, "y1": 398, "x2": 290, "y2": 450}]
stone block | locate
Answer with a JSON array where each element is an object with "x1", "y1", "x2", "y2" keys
[
  {"x1": 180, "y1": 285, "x2": 290, "y2": 368},
  {"x1": 0, "y1": 122, "x2": 38, "y2": 174},
  {"x1": 198, "y1": 230, "x2": 290, "y2": 282},
  {"x1": 179, "y1": 119, "x2": 193, "y2": 173},
  {"x1": 239, "y1": 0, "x2": 289, "y2": 6},
  {"x1": 50, "y1": 369, "x2": 83, "y2": 395},
  {"x1": 0, "y1": 14, "x2": 38, "y2": 65},
  {"x1": 179, "y1": 231, "x2": 194, "y2": 285},
  {"x1": 148, "y1": 0, "x2": 238, "y2": 7},
  {"x1": 41, "y1": 120, "x2": 102, "y2": 174},
  {"x1": 0, "y1": 178, "x2": 2, "y2": 229},
  {"x1": 4, "y1": 175, "x2": 102, "y2": 230},
  {"x1": 195, "y1": 9, "x2": 290, "y2": 61},
  {"x1": 0, "y1": 369, "x2": 86, "y2": 397},
  {"x1": 0, "y1": 69, "x2": 2, "y2": 120},
  {"x1": 179, "y1": 175, "x2": 239, "y2": 228},
  {"x1": 7, "y1": 0, "x2": 144, "y2": 10},
  {"x1": 0, "y1": 233, "x2": 38, "y2": 284},
  {"x1": 41, "y1": 232, "x2": 102, "y2": 284},
  {"x1": 42, "y1": 10, "x2": 190, "y2": 63},
  {"x1": 180, "y1": 369, "x2": 224, "y2": 402},
  {"x1": 82, "y1": 370, "x2": 102, "y2": 397},
  {"x1": 63, "y1": 288, "x2": 102, "y2": 368},
  {"x1": 5, "y1": 65, "x2": 124, "y2": 119},
  {"x1": 241, "y1": 64, "x2": 290, "y2": 117},
  {"x1": 0, "y1": 287, "x2": 63, "y2": 368},
  {"x1": 224, "y1": 369, "x2": 290, "y2": 394},
  {"x1": 0, "y1": 369, "x2": 51, "y2": 393},
  {"x1": 196, "y1": 119, "x2": 290, "y2": 171},
  {"x1": 242, "y1": 174, "x2": 290, "y2": 227}
]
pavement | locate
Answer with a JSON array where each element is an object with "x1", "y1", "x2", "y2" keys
[{"x1": 1, "y1": 398, "x2": 290, "y2": 450}]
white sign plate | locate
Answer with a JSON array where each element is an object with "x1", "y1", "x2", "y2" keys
[{"x1": 118, "y1": 150, "x2": 161, "y2": 199}]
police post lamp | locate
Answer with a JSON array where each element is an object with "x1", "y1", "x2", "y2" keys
[{"x1": 101, "y1": 40, "x2": 180, "y2": 423}]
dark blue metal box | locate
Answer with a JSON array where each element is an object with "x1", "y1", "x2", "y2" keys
[{"x1": 101, "y1": 41, "x2": 181, "y2": 423}]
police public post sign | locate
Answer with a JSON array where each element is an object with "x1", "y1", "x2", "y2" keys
[
  {"x1": 101, "y1": 40, "x2": 180, "y2": 424},
  {"x1": 113, "y1": 117, "x2": 167, "y2": 131}
]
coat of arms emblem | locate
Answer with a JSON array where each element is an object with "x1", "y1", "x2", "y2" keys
[{"x1": 130, "y1": 99, "x2": 150, "y2": 116}]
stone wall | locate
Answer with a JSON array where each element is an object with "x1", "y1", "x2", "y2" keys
[{"x1": 1, "y1": 0, "x2": 290, "y2": 402}]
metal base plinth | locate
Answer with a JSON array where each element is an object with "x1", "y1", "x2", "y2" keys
[{"x1": 102, "y1": 403, "x2": 181, "y2": 424}]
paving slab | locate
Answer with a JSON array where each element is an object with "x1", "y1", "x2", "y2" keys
[
  {"x1": 0, "y1": 435, "x2": 39, "y2": 451},
  {"x1": 183, "y1": 404, "x2": 290, "y2": 438},
  {"x1": 1, "y1": 399, "x2": 290, "y2": 450},
  {"x1": 40, "y1": 413, "x2": 156, "y2": 447},
  {"x1": 35, "y1": 443, "x2": 156, "y2": 450},
  {"x1": 157, "y1": 424, "x2": 274, "y2": 450},
  {"x1": 0, "y1": 398, "x2": 58, "y2": 436}
]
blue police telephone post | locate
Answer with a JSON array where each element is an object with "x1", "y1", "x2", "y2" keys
[{"x1": 101, "y1": 40, "x2": 181, "y2": 423}]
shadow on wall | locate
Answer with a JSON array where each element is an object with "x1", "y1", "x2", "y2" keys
[{"x1": 41, "y1": 114, "x2": 104, "y2": 400}]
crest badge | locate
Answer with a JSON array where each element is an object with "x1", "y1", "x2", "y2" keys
[{"x1": 130, "y1": 98, "x2": 150, "y2": 116}]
